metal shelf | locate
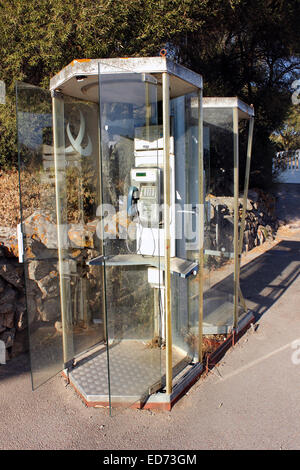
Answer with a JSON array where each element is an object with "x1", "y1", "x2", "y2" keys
[{"x1": 87, "y1": 254, "x2": 198, "y2": 279}]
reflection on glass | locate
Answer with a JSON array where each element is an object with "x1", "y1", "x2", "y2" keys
[
  {"x1": 17, "y1": 83, "x2": 63, "y2": 388},
  {"x1": 238, "y1": 117, "x2": 253, "y2": 320},
  {"x1": 203, "y1": 108, "x2": 235, "y2": 348},
  {"x1": 98, "y1": 71, "x2": 162, "y2": 410},
  {"x1": 170, "y1": 92, "x2": 202, "y2": 367},
  {"x1": 56, "y1": 96, "x2": 105, "y2": 361},
  {"x1": 17, "y1": 83, "x2": 105, "y2": 389}
]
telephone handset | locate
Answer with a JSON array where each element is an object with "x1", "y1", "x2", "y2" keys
[{"x1": 127, "y1": 186, "x2": 139, "y2": 218}]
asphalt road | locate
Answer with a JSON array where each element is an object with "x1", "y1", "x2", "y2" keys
[{"x1": 0, "y1": 184, "x2": 299, "y2": 450}]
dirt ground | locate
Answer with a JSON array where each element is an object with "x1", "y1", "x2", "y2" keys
[{"x1": 0, "y1": 183, "x2": 300, "y2": 450}]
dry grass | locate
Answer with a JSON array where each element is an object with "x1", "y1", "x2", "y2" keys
[
  {"x1": 0, "y1": 169, "x2": 21, "y2": 227},
  {"x1": 0, "y1": 168, "x2": 44, "y2": 227},
  {"x1": 0, "y1": 166, "x2": 97, "y2": 228}
]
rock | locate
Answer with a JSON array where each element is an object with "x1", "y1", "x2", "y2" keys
[
  {"x1": 24, "y1": 211, "x2": 58, "y2": 249},
  {"x1": 0, "y1": 261, "x2": 24, "y2": 289},
  {"x1": 25, "y1": 238, "x2": 57, "y2": 260},
  {"x1": 211, "y1": 189, "x2": 279, "y2": 253},
  {"x1": 0, "y1": 237, "x2": 19, "y2": 257},
  {"x1": 0, "y1": 227, "x2": 18, "y2": 257},
  {"x1": 55, "y1": 321, "x2": 63, "y2": 333},
  {"x1": 37, "y1": 296, "x2": 60, "y2": 322},
  {"x1": 0, "y1": 286, "x2": 16, "y2": 305},
  {"x1": 68, "y1": 224, "x2": 95, "y2": 248},
  {"x1": 15, "y1": 298, "x2": 27, "y2": 331},
  {"x1": 15, "y1": 309, "x2": 27, "y2": 331},
  {"x1": 265, "y1": 224, "x2": 272, "y2": 234},
  {"x1": 37, "y1": 271, "x2": 59, "y2": 298},
  {"x1": 16, "y1": 295, "x2": 26, "y2": 310},
  {"x1": 0, "y1": 303, "x2": 15, "y2": 315},
  {"x1": 0, "y1": 328, "x2": 15, "y2": 348},
  {"x1": 0, "y1": 311, "x2": 14, "y2": 328},
  {"x1": 0, "y1": 276, "x2": 7, "y2": 293},
  {"x1": 239, "y1": 198, "x2": 252, "y2": 211},
  {"x1": 69, "y1": 249, "x2": 83, "y2": 259},
  {"x1": 257, "y1": 226, "x2": 265, "y2": 245},
  {"x1": 26, "y1": 295, "x2": 39, "y2": 325},
  {"x1": 28, "y1": 260, "x2": 57, "y2": 281}
]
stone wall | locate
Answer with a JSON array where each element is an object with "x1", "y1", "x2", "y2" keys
[
  {"x1": 209, "y1": 188, "x2": 278, "y2": 252},
  {"x1": 0, "y1": 188, "x2": 278, "y2": 361},
  {"x1": 242, "y1": 189, "x2": 279, "y2": 250},
  {"x1": 0, "y1": 228, "x2": 27, "y2": 361},
  {"x1": 0, "y1": 212, "x2": 103, "y2": 362}
]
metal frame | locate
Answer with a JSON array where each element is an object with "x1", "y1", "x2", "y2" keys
[
  {"x1": 203, "y1": 98, "x2": 255, "y2": 331},
  {"x1": 163, "y1": 74, "x2": 204, "y2": 394},
  {"x1": 198, "y1": 89, "x2": 204, "y2": 363},
  {"x1": 239, "y1": 117, "x2": 255, "y2": 258},
  {"x1": 238, "y1": 116, "x2": 255, "y2": 313},
  {"x1": 162, "y1": 72, "x2": 172, "y2": 395},
  {"x1": 233, "y1": 106, "x2": 239, "y2": 328},
  {"x1": 52, "y1": 92, "x2": 74, "y2": 367},
  {"x1": 96, "y1": 102, "x2": 107, "y2": 343}
]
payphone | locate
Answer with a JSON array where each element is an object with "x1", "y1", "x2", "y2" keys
[
  {"x1": 127, "y1": 125, "x2": 176, "y2": 257},
  {"x1": 129, "y1": 167, "x2": 162, "y2": 227}
]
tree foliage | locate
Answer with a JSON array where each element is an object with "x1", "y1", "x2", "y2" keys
[
  {"x1": 270, "y1": 105, "x2": 300, "y2": 152},
  {"x1": 0, "y1": 0, "x2": 299, "y2": 187}
]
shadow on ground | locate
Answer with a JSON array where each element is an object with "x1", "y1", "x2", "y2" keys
[
  {"x1": 0, "y1": 352, "x2": 30, "y2": 382},
  {"x1": 273, "y1": 183, "x2": 300, "y2": 224},
  {"x1": 240, "y1": 240, "x2": 300, "y2": 320}
]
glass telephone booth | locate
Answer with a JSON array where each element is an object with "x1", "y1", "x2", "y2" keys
[{"x1": 17, "y1": 58, "x2": 254, "y2": 412}]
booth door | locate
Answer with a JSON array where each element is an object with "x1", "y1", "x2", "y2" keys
[
  {"x1": 16, "y1": 82, "x2": 105, "y2": 389},
  {"x1": 98, "y1": 67, "x2": 163, "y2": 412}
]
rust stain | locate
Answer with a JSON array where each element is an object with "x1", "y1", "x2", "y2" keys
[{"x1": 70, "y1": 58, "x2": 91, "y2": 66}]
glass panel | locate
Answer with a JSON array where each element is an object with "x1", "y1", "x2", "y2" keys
[
  {"x1": 238, "y1": 117, "x2": 254, "y2": 320},
  {"x1": 17, "y1": 83, "x2": 105, "y2": 389},
  {"x1": 202, "y1": 107, "x2": 235, "y2": 359},
  {"x1": 16, "y1": 82, "x2": 63, "y2": 388},
  {"x1": 53, "y1": 94, "x2": 105, "y2": 364},
  {"x1": 98, "y1": 69, "x2": 162, "y2": 412},
  {"x1": 171, "y1": 92, "x2": 203, "y2": 369}
]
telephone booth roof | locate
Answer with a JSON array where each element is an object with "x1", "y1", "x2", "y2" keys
[
  {"x1": 203, "y1": 97, "x2": 255, "y2": 119},
  {"x1": 49, "y1": 57, "x2": 203, "y2": 103}
]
